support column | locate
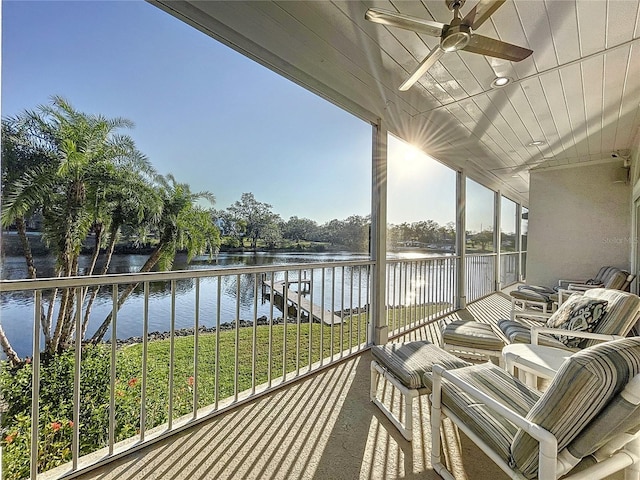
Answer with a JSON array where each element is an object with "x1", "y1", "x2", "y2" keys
[
  {"x1": 456, "y1": 170, "x2": 467, "y2": 309},
  {"x1": 494, "y1": 191, "x2": 502, "y2": 292},
  {"x1": 370, "y1": 120, "x2": 388, "y2": 345},
  {"x1": 515, "y1": 203, "x2": 522, "y2": 282}
]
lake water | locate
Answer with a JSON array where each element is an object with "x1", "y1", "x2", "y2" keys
[{"x1": 2, "y1": 251, "x2": 451, "y2": 357}]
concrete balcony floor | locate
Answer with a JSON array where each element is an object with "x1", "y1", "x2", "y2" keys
[{"x1": 75, "y1": 292, "x2": 624, "y2": 480}]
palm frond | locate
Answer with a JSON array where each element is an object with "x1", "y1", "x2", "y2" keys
[{"x1": 1, "y1": 164, "x2": 59, "y2": 226}]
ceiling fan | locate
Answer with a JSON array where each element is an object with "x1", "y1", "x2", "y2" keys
[{"x1": 365, "y1": 0, "x2": 533, "y2": 91}]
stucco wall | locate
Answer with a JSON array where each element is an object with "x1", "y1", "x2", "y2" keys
[{"x1": 526, "y1": 161, "x2": 631, "y2": 287}]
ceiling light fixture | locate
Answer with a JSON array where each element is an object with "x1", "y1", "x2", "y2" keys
[
  {"x1": 527, "y1": 140, "x2": 545, "y2": 146},
  {"x1": 491, "y1": 76, "x2": 511, "y2": 88}
]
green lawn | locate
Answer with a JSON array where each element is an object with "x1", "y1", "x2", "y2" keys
[
  {"x1": 117, "y1": 313, "x2": 369, "y2": 420},
  {"x1": 0, "y1": 303, "x2": 448, "y2": 480}
]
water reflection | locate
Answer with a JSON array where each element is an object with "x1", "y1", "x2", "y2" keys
[
  {"x1": 1, "y1": 251, "x2": 462, "y2": 358},
  {"x1": 1, "y1": 252, "x2": 374, "y2": 357}
]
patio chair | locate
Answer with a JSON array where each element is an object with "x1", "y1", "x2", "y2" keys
[
  {"x1": 498, "y1": 288, "x2": 640, "y2": 350},
  {"x1": 522, "y1": 266, "x2": 633, "y2": 295},
  {"x1": 510, "y1": 267, "x2": 634, "y2": 319},
  {"x1": 557, "y1": 266, "x2": 634, "y2": 292},
  {"x1": 430, "y1": 336, "x2": 640, "y2": 480}
]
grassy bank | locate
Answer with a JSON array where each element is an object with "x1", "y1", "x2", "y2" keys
[{"x1": 1, "y1": 304, "x2": 447, "y2": 479}]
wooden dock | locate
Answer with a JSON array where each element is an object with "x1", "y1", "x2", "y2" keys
[{"x1": 264, "y1": 280, "x2": 343, "y2": 326}]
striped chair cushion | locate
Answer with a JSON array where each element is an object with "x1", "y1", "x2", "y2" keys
[
  {"x1": 371, "y1": 341, "x2": 470, "y2": 390},
  {"x1": 496, "y1": 319, "x2": 569, "y2": 349},
  {"x1": 593, "y1": 266, "x2": 613, "y2": 282},
  {"x1": 591, "y1": 266, "x2": 616, "y2": 285},
  {"x1": 567, "y1": 374, "x2": 640, "y2": 460},
  {"x1": 603, "y1": 269, "x2": 630, "y2": 289},
  {"x1": 580, "y1": 288, "x2": 640, "y2": 346},
  {"x1": 511, "y1": 337, "x2": 640, "y2": 479},
  {"x1": 436, "y1": 363, "x2": 541, "y2": 461}
]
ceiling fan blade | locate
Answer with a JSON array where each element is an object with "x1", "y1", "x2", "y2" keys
[
  {"x1": 462, "y1": 34, "x2": 533, "y2": 61},
  {"x1": 462, "y1": 0, "x2": 506, "y2": 30},
  {"x1": 399, "y1": 46, "x2": 445, "y2": 91},
  {"x1": 365, "y1": 8, "x2": 445, "y2": 37}
]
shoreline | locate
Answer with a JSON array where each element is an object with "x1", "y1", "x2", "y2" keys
[
  {"x1": 105, "y1": 316, "x2": 296, "y2": 347},
  {"x1": 103, "y1": 306, "x2": 369, "y2": 348}
]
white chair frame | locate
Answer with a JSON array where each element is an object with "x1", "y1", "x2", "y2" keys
[
  {"x1": 370, "y1": 360, "x2": 429, "y2": 441},
  {"x1": 430, "y1": 364, "x2": 640, "y2": 480},
  {"x1": 510, "y1": 295, "x2": 556, "y2": 321},
  {"x1": 503, "y1": 328, "x2": 624, "y2": 389}
]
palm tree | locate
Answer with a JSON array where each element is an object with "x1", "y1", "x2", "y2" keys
[
  {"x1": 1, "y1": 96, "x2": 154, "y2": 356},
  {"x1": 1, "y1": 117, "x2": 56, "y2": 279},
  {"x1": 1, "y1": 115, "x2": 59, "y2": 364},
  {"x1": 90, "y1": 175, "x2": 221, "y2": 343},
  {"x1": 80, "y1": 169, "x2": 163, "y2": 338}
]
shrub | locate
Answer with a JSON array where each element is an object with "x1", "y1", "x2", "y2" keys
[{"x1": 1, "y1": 346, "x2": 114, "y2": 479}]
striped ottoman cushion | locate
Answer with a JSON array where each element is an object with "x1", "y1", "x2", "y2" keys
[
  {"x1": 442, "y1": 320, "x2": 504, "y2": 351},
  {"x1": 510, "y1": 289, "x2": 553, "y2": 304},
  {"x1": 517, "y1": 284, "x2": 556, "y2": 295},
  {"x1": 511, "y1": 337, "x2": 640, "y2": 478},
  {"x1": 371, "y1": 341, "x2": 470, "y2": 390}
]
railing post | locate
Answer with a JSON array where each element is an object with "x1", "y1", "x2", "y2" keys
[
  {"x1": 494, "y1": 191, "x2": 502, "y2": 292},
  {"x1": 456, "y1": 170, "x2": 467, "y2": 309},
  {"x1": 521, "y1": 207, "x2": 528, "y2": 282},
  {"x1": 370, "y1": 120, "x2": 388, "y2": 345},
  {"x1": 30, "y1": 291, "x2": 42, "y2": 480},
  {"x1": 515, "y1": 202, "x2": 522, "y2": 282}
]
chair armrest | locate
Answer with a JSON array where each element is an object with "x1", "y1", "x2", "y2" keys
[
  {"x1": 567, "y1": 283, "x2": 600, "y2": 291},
  {"x1": 556, "y1": 288, "x2": 584, "y2": 305},
  {"x1": 503, "y1": 347, "x2": 571, "y2": 382},
  {"x1": 557, "y1": 279, "x2": 588, "y2": 288},
  {"x1": 531, "y1": 326, "x2": 624, "y2": 346},
  {"x1": 431, "y1": 364, "x2": 558, "y2": 472},
  {"x1": 513, "y1": 311, "x2": 551, "y2": 323}
]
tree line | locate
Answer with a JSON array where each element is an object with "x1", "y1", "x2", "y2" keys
[
  {"x1": 387, "y1": 220, "x2": 456, "y2": 247},
  {"x1": 211, "y1": 194, "x2": 370, "y2": 252}
]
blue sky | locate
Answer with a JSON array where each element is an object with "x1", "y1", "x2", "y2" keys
[{"x1": 2, "y1": 0, "x2": 497, "y2": 230}]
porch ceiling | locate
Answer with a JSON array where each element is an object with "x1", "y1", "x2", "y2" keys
[{"x1": 150, "y1": 1, "x2": 640, "y2": 205}]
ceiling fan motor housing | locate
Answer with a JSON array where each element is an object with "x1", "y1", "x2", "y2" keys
[
  {"x1": 441, "y1": 24, "x2": 471, "y2": 51},
  {"x1": 445, "y1": 0, "x2": 466, "y2": 11}
]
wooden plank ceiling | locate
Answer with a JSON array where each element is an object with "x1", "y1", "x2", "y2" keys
[{"x1": 151, "y1": 0, "x2": 640, "y2": 205}]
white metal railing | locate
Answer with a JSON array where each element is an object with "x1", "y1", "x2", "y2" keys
[
  {"x1": 386, "y1": 256, "x2": 457, "y2": 338},
  {"x1": 0, "y1": 260, "x2": 372, "y2": 479},
  {"x1": 465, "y1": 253, "x2": 497, "y2": 302},
  {"x1": 1, "y1": 251, "x2": 517, "y2": 478},
  {"x1": 500, "y1": 251, "x2": 520, "y2": 287}
]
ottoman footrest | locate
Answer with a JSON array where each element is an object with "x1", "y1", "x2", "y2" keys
[
  {"x1": 370, "y1": 340, "x2": 469, "y2": 441},
  {"x1": 441, "y1": 320, "x2": 505, "y2": 365},
  {"x1": 509, "y1": 289, "x2": 557, "y2": 320}
]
